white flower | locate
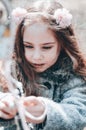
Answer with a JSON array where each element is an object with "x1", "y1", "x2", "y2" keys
[
  {"x1": 11, "y1": 7, "x2": 28, "y2": 24},
  {"x1": 54, "y1": 8, "x2": 72, "y2": 28}
]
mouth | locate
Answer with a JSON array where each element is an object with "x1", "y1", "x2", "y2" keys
[{"x1": 32, "y1": 63, "x2": 45, "y2": 68}]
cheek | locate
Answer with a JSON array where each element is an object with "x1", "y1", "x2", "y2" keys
[
  {"x1": 49, "y1": 46, "x2": 60, "y2": 60},
  {"x1": 49, "y1": 46, "x2": 59, "y2": 57},
  {"x1": 44, "y1": 50, "x2": 58, "y2": 63},
  {"x1": 24, "y1": 50, "x2": 31, "y2": 61}
]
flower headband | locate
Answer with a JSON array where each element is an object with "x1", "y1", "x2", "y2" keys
[{"x1": 11, "y1": 7, "x2": 72, "y2": 28}]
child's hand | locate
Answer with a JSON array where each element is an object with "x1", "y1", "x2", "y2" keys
[
  {"x1": 23, "y1": 96, "x2": 46, "y2": 124},
  {"x1": 0, "y1": 93, "x2": 17, "y2": 119}
]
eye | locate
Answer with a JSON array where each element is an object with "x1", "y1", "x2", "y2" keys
[
  {"x1": 24, "y1": 45, "x2": 33, "y2": 49},
  {"x1": 42, "y1": 46, "x2": 52, "y2": 49}
]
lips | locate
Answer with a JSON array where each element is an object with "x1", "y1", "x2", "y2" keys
[{"x1": 32, "y1": 63, "x2": 44, "y2": 68}]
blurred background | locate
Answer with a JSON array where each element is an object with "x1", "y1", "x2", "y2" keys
[{"x1": 0, "y1": 0, "x2": 86, "y2": 59}]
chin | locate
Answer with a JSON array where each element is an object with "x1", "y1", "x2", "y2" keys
[{"x1": 35, "y1": 68, "x2": 46, "y2": 73}]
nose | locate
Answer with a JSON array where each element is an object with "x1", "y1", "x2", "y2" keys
[{"x1": 32, "y1": 50, "x2": 43, "y2": 60}]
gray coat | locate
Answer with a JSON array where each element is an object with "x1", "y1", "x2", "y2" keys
[{"x1": 0, "y1": 52, "x2": 86, "y2": 130}]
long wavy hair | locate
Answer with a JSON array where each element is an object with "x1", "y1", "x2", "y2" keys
[{"x1": 13, "y1": 0, "x2": 86, "y2": 94}]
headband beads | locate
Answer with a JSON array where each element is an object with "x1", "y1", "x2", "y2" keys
[{"x1": 11, "y1": 7, "x2": 72, "y2": 28}]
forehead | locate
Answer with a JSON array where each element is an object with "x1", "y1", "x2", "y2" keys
[
  {"x1": 25, "y1": 23, "x2": 48, "y2": 32},
  {"x1": 23, "y1": 23, "x2": 57, "y2": 43}
]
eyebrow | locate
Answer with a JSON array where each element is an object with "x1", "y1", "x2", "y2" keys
[{"x1": 23, "y1": 41, "x2": 55, "y2": 45}]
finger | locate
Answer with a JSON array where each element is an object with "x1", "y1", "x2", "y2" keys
[
  {"x1": 0, "y1": 101, "x2": 17, "y2": 116},
  {"x1": 0, "y1": 101, "x2": 16, "y2": 119},
  {"x1": 25, "y1": 110, "x2": 45, "y2": 124},
  {"x1": 24, "y1": 98, "x2": 43, "y2": 110},
  {"x1": 23, "y1": 96, "x2": 40, "y2": 106},
  {"x1": 1, "y1": 94, "x2": 15, "y2": 104},
  {"x1": 23, "y1": 96, "x2": 37, "y2": 103},
  {"x1": 3, "y1": 103, "x2": 17, "y2": 115},
  {"x1": 0, "y1": 101, "x2": 6, "y2": 109},
  {"x1": 0, "y1": 94, "x2": 16, "y2": 108},
  {"x1": 0, "y1": 110, "x2": 15, "y2": 119},
  {"x1": 3, "y1": 100, "x2": 16, "y2": 109}
]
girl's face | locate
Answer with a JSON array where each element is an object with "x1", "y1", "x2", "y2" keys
[{"x1": 23, "y1": 23, "x2": 60, "y2": 72}]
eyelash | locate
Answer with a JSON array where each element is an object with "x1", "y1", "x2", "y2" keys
[
  {"x1": 42, "y1": 46, "x2": 52, "y2": 49},
  {"x1": 24, "y1": 45, "x2": 33, "y2": 48},
  {"x1": 24, "y1": 45, "x2": 52, "y2": 50}
]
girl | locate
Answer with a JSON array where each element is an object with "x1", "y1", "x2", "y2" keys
[{"x1": 0, "y1": 0, "x2": 86, "y2": 130}]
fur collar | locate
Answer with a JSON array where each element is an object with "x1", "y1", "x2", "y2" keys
[{"x1": 38, "y1": 51, "x2": 73, "y2": 84}]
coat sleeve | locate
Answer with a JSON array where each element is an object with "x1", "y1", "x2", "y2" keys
[{"x1": 38, "y1": 74, "x2": 86, "y2": 130}]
